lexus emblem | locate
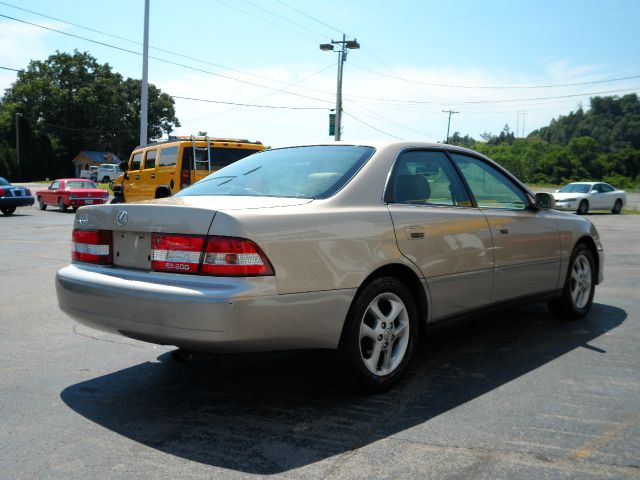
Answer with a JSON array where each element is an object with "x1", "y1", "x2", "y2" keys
[{"x1": 116, "y1": 210, "x2": 128, "y2": 226}]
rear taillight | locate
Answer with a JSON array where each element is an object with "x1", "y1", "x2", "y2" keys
[
  {"x1": 0, "y1": 187, "x2": 6, "y2": 196},
  {"x1": 202, "y1": 236, "x2": 273, "y2": 276},
  {"x1": 181, "y1": 170, "x2": 190, "y2": 188},
  {"x1": 72, "y1": 229, "x2": 112, "y2": 264},
  {"x1": 151, "y1": 233, "x2": 204, "y2": 273},
  {"x1": 149, "y1": 233, "x2": 273, "y2": 276}
]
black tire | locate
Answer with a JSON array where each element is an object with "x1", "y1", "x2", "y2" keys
[
  {"x1": 338, "y1": 277, "x2": 419, "y2": 393},
  {"x1": 58, "y1": 197, "x2": 67, "y2": 212},
  {"x1": 72, "y1": 206, "x2": 79, "y2": 212},
  {"x1": 1, "y1": 206, "x2": 16, "y2": 215},
  {"x1": 577, "y1": 200, "x2": 588, "y2": 215},
  {"x1": 102, "y1": 176, "x2": 110, "y2": 184},
  {"x1": 548, "y1": 243, "x2": 596, "y2": 320},
  {"x1": 38, "y1": 197, "x2": 46, "y2": 210},
  {"x1": 611, "y1": 199, "x2": 623, "y2": 214}
]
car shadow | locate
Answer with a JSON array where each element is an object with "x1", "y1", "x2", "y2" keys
[{"x1": 60, "y1": 302, "x2": 625, "y2": 474}]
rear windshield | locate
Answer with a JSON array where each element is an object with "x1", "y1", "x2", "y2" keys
[
  {"x1": 0, "y1": 177, "x2": 9, "y2": 186},
  {"x1": 177, "y1": 145, "x2": 375, "y2": 199},
  {"x1": 559, "y1": 184, "x2": 590, "y2": 193},
  {"x1": 67, "y1": 181, "x2": 97, "y2": 189}
]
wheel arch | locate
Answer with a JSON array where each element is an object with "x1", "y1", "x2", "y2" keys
[
  {"x1": 354, "y1": 263, "x2": 428, "y2": 325},
  {"x1": 155, "y1": 186, "x2": 171, "y2": 199},
  {"x1": 575, "y1": 235, "x2": 600, "y2": 282}
]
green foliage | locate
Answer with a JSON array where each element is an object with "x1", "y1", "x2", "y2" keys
[
  {"x1": 447, "y1": 94, "x2": 640, "y2": 187},
  {"x1": 0, "y1": 50, "x2": 180, "y2": 180}
]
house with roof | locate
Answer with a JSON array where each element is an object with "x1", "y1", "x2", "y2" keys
[{"x1": 72, "y1": 151, "x2": 121, "y2": 177}]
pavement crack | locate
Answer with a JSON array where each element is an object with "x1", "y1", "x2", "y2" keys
[{"x1": 72, "y1": 325, "x2": 143, "y2": 348}]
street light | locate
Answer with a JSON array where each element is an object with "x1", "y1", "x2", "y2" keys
[{"x1": 320, "y1": 34, "x2": 360, "y2": 141}]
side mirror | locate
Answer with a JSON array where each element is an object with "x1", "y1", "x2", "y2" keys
[
  {"x1": 535, "y1": 192, "x2": 555, "y2": 210},
  {"x1": 119, "y1": 161, "x2": 129, "y2": 172}
]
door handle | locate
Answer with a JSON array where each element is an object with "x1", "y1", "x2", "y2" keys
[
  {"x1": 150, "y1": 174, "x2": 156, "y2": 179},
  {"x1": 405, "y1": 226, "x2": 425, "y2": 239},
  {"x1": 499, "y1": 226, "x2": 510, "y2": 234},
  {"x1": 135, "y1": 175, "x2": 139, "y2": 180}
]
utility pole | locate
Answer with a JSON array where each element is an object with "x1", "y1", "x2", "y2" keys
[
  {"x1": 140, "y1": 0, "x2": 150, "y2": 146},
  {"x1": 320, "y1": 35, "x2": 360, "y2": 141},
  {"x1": 442, "y1": 109, "x2": 459, "y2": 143},
  {"x1": 516, "y1": 110, "x2": 527, "y2": 137},
  {"x1": 15, "y1": 112, "x2": 22, "y2": 180}
]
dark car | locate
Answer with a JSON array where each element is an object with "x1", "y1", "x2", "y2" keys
[{"x1": 0, "y1": 177, "x2": 34, "y2": 215}]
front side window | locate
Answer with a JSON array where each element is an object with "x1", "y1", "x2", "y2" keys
[
  {"x1": 144, "y1": 150, "x2": 157, "y2": 170},
  {"x1": 450, "y1": 153, "x2": 529, "y2": 210},
  {"x1": 386, "y1": 150, "x2": 470, "y2": 206},
  {"x1": 130, "y1": 152, "x2": 143, "y2": 171},
  {"x1": 178, "y1": 145, "x2": 374, "y2": 199}
]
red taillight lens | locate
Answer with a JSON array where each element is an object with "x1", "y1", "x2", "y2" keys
[
  {"x1": 181, "y1": 170, "x2": 190, "y2": 188},
  {"x1": 151, "y1": 233, "x2": 204, "y2": 273},
  {"x1": 72, "y1": 229, "x2": 112, "y2": 264},
  {"x1": 0, "y1": 187, "x2": 6, "y2": 195},
  {"x1": 202, "y1": 236, "x2": 273, "y2": 276}
]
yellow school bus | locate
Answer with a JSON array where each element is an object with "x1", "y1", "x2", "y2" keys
[{"x1": 112, "y1": 135, "x2": 265, "y2": 202}]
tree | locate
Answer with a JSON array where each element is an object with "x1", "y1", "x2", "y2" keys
[{"x1": 0, "y1": 50, "x2": 180, "y2": 179}]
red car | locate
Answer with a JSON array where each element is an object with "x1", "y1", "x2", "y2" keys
[{"x1": 37, "y1": 178, "x2": 109, "y2": 212}]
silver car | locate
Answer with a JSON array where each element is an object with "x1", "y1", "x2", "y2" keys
[{"x1": 56, "y1": 142, "x2": 604, "y2": 392}]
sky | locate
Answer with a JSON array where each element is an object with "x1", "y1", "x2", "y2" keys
[{"x1": 0, "y1": 0, "x2": 639, "y2": 148}]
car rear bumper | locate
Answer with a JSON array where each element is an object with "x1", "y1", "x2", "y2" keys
[
  {"x1": 69, "y1": 198, "x2": 108, "y2": 207},
  {"x1": 56, "y1": 264, "x2": 354, "y2": 352},
  {"x1": 0, "y1": 196, "x2": 34, "y2": 207}
]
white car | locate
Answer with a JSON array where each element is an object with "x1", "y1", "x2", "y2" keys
[{"x1": 553, "y1": 182, "x2": 626, "y2": 214}]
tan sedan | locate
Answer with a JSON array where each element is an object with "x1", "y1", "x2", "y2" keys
[{"x1": 56, "y1": 142, "x2": 604, "y2": 392}]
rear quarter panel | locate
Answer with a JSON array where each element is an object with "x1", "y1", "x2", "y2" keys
[{"x1": 209, "y1": 204, "x2": 416, "y2": 295}]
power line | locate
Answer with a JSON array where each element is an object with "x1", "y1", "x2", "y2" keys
[
  {"x1": 342, "y1": 111, "x2": 403, "y2": 140},
  {"x1": 0, "y1": 13, "x2": 334, "y2": 105},
  {"x1": 275, "y1": 0, "x2": 345, "y2": 36},
  {"x1": 173, "y1": 95, "x2": 327, "y2": 110},
  {"x1": 238, "y1": 0, "x2": 329, "y2": 39},
  {"x1": 0, "y1": 0, "x2": 337, "y2": 94},
  {"x1": 0, "y1": 66, "x2": 20, "y2": 71},
  {"x1": 212, "y1": 0, "x2": 323, "y2": 43},
  {"x1": 349, "y1": 61, "x2": 640, "y2": 90}
]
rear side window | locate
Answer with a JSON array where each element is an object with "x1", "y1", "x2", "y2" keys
[
  {"x1": 130, "y1": 152, "x2": 143, "y2": 171},
  {"x1": 178, "y1": 145, "x2": 375, "y2": 199},
  {"x1": 159, "y1": 146, "x2": 178, "y2": 167},
  {"x1": 386, "y1": 150, "x2": 470, "y2": 206},
  {"x1": 144, "y1": 150, "x2": 157, "y2": 169},
  {"x1": 211, "y1": 148, "x2": 260, "y2": 168}
]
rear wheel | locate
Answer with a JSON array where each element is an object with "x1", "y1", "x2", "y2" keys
[
  {"x1": 1, "y1": 206, "x2": 16, "y2": 215},
  {"x1": 38, "y1": 197, "x2": 46, "y2": 210},
  {"x1": 339, "y1": 277, "x2": 418, "y2": 393},
  {"x1": 611, "y1": 199, "x2": 623, "y2": 214},
  {"x1": 548, "y1": 243, "x2": 595, "y2": 320},
  {"x1": 58, "y1": 197, "x2": 67, "y2": 212},
  {"x1": 577, "y1": 200, "x2": 589, "y2": 215}
]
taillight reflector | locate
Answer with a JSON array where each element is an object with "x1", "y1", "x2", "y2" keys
[
  {"x1": 72, "y1": 229, "x2": 112, "y2": 264},
  {"x1": 151, "y1": 233, "x2": 204, "y2": 273},
  {"x1": 202, "y1": 236, "x2": 273, "y2": 276}
]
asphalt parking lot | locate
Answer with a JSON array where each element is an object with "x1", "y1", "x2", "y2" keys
[{"x1": 1, "y1": 205, "x2": 639, "y2": 479}]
